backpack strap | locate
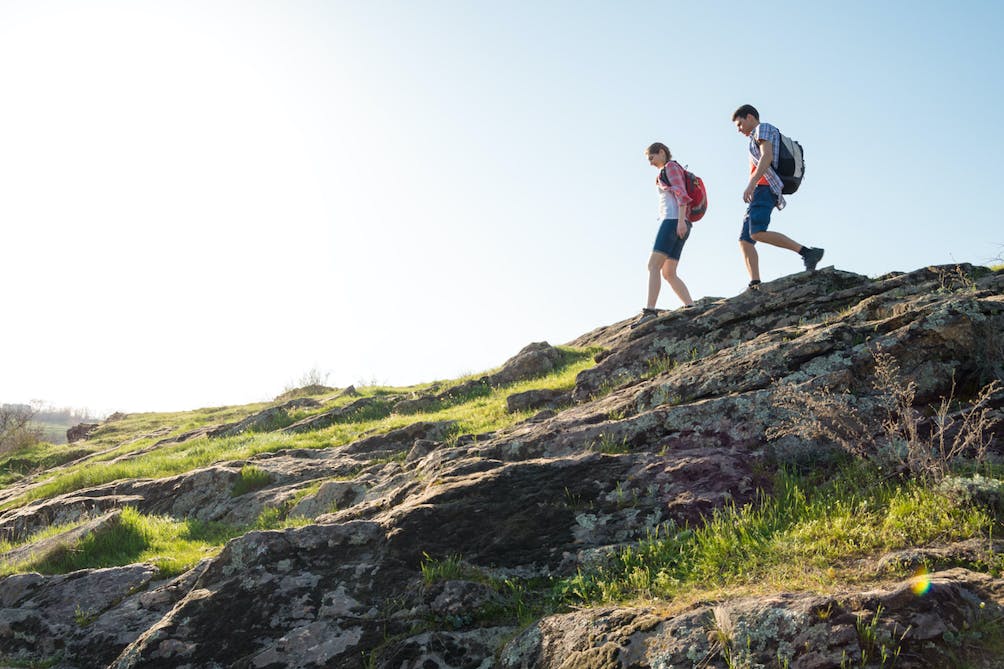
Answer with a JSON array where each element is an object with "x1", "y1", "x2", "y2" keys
[
  {"x1": 659, "y1": 160, "x2": 682, "y2": 188},
  {"x1": 658, "y1": 165, "x2": 670, "y2": 188}
]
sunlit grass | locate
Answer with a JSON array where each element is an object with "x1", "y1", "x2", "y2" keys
[
  {"x1": 0, "y1": 346, "x2": 599, "y2": 511},
  {"x1": 0, "y1": 506, "x2": 314, "y2": 579},
  {"x1": 0, "y1": 519, "x2": 81, "y2": 556},
  {"x1": 231, "y1": 464, "x2": 272, "y2": 497},
  {"x1": 0, "y1": 442, "x2": 95, "y2": 486},
  {"x1": 555, "y1": 465, "x2": 998, "y2": 607}
]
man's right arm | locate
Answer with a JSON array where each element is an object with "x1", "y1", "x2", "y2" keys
[{"x1": 743, "y1": 139, "x2": 773, "y2": 203}]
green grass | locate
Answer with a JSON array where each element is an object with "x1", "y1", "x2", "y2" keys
[
  {"x1": 0, "y1": 519, "x2": 83, "y2": 555},
  {"x1": 0, "y1": 348, "x2": 600, "y2": 578},
  {"x1": 255, "y1": 505, "x2": 313, "y2": 530},
  {"x1": 0, "y1": 442, "x2": 94, "y2": 486},
  {"x1": 420, "y1": 553, "x2": 482, "y2": 584},
  {"x1": 590, "y1": 433, "x2": 632, "y2": 454},
  {"x1": 231, "y1": 465, "x2": 272, "y2": 496},
  {"x1": 0, "y1": 346, "x2": 599, "y2": 513},
  {"x1": 419, "y1": 553, "x2": 554, "y2": 627},
  {"x1": 413, "y1": 465, "x2": 1003, "y2": 631},
  {"x1": 0, "y1": 507, "x2": 241, "y2": 578},
  {"x1": 555, "y1": 465, "x2": 998, "y2": 607},
  {"x1": 0, "y1": 506, "x2": 317, "y2": 579},
  {"x1": 642, "y1": 354, "x2": 678, "y2": 379}
]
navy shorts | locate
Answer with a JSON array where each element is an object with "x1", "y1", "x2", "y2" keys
[
  {"x1": 653, "y1": 218, "x2": 691, "y2": 260},
  {"x1": 739, "y1": 185, "x2": 777, "y2": 244}
]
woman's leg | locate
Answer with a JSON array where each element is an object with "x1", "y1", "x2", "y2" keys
[
  {"x1": 661, "y1": 257, "x2": 694, "y2": 306},
  {"x1": 646, "y1": 251, "x2": 667, "y2": 309}
]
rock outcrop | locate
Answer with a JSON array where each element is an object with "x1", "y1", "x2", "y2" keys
[
  {"x1": 0, "y1": 264, "x2": 1002, "y2": 668},
  {"x1": 394, "y1": 342, "x2": 567, "y2": 414},
  {"x1": 500, "y1": 568, "x2": 1004, "y2": 669},
  {"x1": 66, "y1": 423, "x2": 100, "y2": 443}
]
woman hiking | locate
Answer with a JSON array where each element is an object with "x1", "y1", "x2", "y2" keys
[{"x1": 634, "y1": 142, "x2": 695, "y2": 326}]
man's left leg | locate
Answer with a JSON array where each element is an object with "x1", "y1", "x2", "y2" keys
[
  {"x1": 750, "y1": 231, "x2": 825, "y2": 270},
  {"x1": 749, "y1": 230, "x2": 801, "y2": 251},
  {"x1": 740, "y1": 240, "x2": 760, "y2": 282}
]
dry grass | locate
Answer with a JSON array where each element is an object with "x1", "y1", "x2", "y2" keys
[{"x1": 769, "y1": 348, "x2": 1000, "y2": 481}]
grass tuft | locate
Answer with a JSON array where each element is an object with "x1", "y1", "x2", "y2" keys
[
  {"x1": 5, "y1": 508, "x2": 244, "y2": 578},
  {"x1": 231, "y1": 465, "x2": 272, "y2": 497}
]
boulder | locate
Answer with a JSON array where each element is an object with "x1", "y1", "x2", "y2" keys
[
  {"x1": 207, "y1": 397, "x2": 322, "y2": 438},
  {"x1": 283, "y1": 397, "x2": 387, "y2": 434},
  {"x1": 66, "y1": 422, "x2": 100, "y2": 443},
  {"x1": 506, "y1": 388, "x2": 571, "y2": 413},
  {"x1": 491, "y1": 342, "x2": 565, "y2": 385},
  {"x1": 0, "y1": 510, "x2": 122, "y2": 568}
]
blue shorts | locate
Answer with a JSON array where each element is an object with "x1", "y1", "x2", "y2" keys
[
  {"x1": 653, "y1": 218, "x2": 691, "y2": 260},
  {"x1": 739, "y1": 185, "x2": 778, "y2": 244}
]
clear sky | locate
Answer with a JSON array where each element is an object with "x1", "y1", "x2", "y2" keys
[{"x1": 2, "y1": 1, "x2": 1002, "y2": 416}]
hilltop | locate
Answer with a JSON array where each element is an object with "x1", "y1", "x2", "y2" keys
[{"x1": 1, "y1": 264, "x2": 1003, "y2": 669}]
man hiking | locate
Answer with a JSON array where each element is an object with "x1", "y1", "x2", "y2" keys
[{"x1": 732, "y1": 104, "x2": 823, "y2": 290}]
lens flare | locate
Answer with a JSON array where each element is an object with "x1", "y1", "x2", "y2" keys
[{"x1": 910, "y1": 566, "x2": 931, "y2": 596}]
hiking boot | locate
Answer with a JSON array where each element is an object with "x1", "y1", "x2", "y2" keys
[
  {"x1": 747, "y1": 280, "x2": 762, "y2": 292},
  {"x1": 802, "y1": 247, "x2": 825, "y2": 272},
  {"x1": 630, "y1": 308, "x2": 660, "y2": 328}
]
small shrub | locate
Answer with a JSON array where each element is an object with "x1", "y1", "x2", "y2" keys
[
  {"x1": 420, "y1": 553, "x2": 482, "y2": 584},
  {"x1": 591, "y1": 433, "x2": 631, "y2": 455},
  {"x1": 769, "y1": 348, "x2": 1000, "y2": 481},
  {"x1": 642, "y1": 354, "x2": 677, "y2": 379},
  {"x1": 934, "y1": 264, "x2": 978, "y2": 294},
  {"x1": 844, "y1": 605, "x2": 908, "y2": 668},
  {"x1": 282, "y1": 367, "x2": 332, "y2": 397},
  {"x1": 0, "y1": 404, "x2": 43, "y2": 455},
  {"x1": 74, "y1": 604, "x2": 97, "y2": 627}
]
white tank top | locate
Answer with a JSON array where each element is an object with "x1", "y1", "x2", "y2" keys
[{"x1": 657, "y1": 180, "x2": 679, "y2": 221}]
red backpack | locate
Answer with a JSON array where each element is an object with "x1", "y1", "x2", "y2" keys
[{"x1": 660, "y1": 161, "x2": 708, "y2": 222}]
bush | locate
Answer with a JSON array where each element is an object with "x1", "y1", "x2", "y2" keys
[
  {"x1": 769, "y1": 348, "x2": 1000, "y2": 481},
  {"x1": 0, "y1": 404, "x2": 43, "y2": 455}
]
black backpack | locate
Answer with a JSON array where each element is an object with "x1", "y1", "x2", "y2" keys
[{"x1": 775, "y1": 133, "x2": 805, "y2": 195}]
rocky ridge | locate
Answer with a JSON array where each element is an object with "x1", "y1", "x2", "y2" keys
[{"x1": 0, "y1": 264, "x2": 1002, "y2": 668}]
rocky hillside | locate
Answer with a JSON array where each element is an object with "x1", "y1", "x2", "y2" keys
[{"x1": 1, "y1": 264, "x2": 1003, "y2": 668}]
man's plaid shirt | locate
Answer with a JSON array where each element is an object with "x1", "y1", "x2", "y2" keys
[{"x1": 749, "y1": 122, "x2": 787, "y2": 210}]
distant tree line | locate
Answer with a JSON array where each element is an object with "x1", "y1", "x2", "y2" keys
[
  {"x1": 31, "y1": 405, "x2": 95, "y2": 424},
  {"x1": 0, "y1": 402, "x2": 97, "y2": 451}
]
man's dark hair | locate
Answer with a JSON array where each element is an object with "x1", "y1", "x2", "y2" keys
[{"x1": 732, "y1": 104, "x2": 759, "y2": 121}]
